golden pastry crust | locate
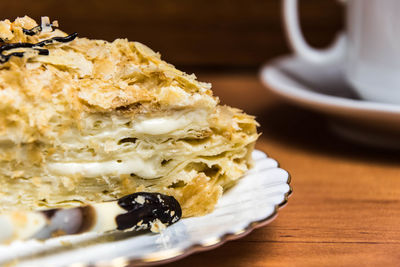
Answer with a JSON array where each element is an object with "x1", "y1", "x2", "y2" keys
[
  {"x1": 0, "y1": 16, "x2": 259, "y2": 217},
  {"x1": 0, "y1": 16, "x2": 216, "y2": 143}
]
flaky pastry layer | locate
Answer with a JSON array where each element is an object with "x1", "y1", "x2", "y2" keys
[{"x1": 0, "y1": 16, "x2": 259, "y2": 217}]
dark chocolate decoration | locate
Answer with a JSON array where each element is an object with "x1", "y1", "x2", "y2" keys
[
  {"x1": 36, "y1": 48, "x2": 50, "y2": 56},
  {"x1": 116, "y1": 192, "x2": 182, "y2": 230},
  {"x1": 0, "y1": 32, "x2": 78, "y2": 63},
  {"x1": 22, "y1": 22, "x2": 59, "y2": 36},
  {"x1": 31, "y1": 192, "x2": 181, "y2": 240},
  {"x1": 22, "y1": 25, "x2": 43, "y2": 36}
]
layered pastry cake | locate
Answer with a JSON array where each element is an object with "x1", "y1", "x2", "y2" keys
[{"x1": 0, "y1": 16, "x2": 258, "y2": 217}]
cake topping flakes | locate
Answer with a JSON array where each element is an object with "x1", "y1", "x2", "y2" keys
[{"x1": 0, "y1": 16, "x2": 77, "y2": 64}]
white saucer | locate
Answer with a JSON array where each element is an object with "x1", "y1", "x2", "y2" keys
[{"x1": 260, "y1": 55, "x2": 400, "y2": 149}]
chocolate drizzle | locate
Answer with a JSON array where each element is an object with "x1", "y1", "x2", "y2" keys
[
  {"x1": 22, "y1": 22, "x2": 59, "y2": 36},
  {"x1": 0, "y1": 192, "x2": 182, "y2": 242},
  {"x1": 36, "y1": 193, "x2": 181, "y2": 238},
  {"x1": 22, "y1": 25, "x2": 43, "y2": 36},
  {"x1": 116, "y1": 192, "x2": 182, "y2": 230},
  {"x1": 0, "y1": 32, "x2": 78, "y2": 63}
]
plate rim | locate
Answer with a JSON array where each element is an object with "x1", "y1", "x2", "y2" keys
[
  {"x1": 4, "y1": 150, "x2": 291, "y2": 267},
  {"x1": 115, "y1": 149, "x2": 292, "y2": 266}
]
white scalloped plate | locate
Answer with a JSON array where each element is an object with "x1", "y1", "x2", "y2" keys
[{"x1": 0, "y1": 150, "x2": 291, "y2": 266}]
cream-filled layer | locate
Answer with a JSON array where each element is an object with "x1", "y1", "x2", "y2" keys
[
  {"x1": 48, "y1": 156, "x2": 162, "y2": 179},
  {"x1": 79, "y1": 109, "x2": 209, "y2": 139},
  {"x1": 48, "y1": 110, "x2": 211, "y2": 179},
  {"x1": 90, "y1": 202, "x2": 126, "y2": 232},
  {"x1": 133, "y1": 110, "x2": 208, "y2": 135}
]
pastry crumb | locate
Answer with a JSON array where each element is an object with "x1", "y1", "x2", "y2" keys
[{"x1": 150, "y1": 219, "x2": 167, "y2": 233}]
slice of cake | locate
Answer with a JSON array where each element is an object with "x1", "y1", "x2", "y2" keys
[{"x1": 0, "y1": 16, "x2": 258, "y2": 217}]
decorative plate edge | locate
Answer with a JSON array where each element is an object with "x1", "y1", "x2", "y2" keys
[{"x1": 99, "y1": 152, "x2": 293, "y2": 267}]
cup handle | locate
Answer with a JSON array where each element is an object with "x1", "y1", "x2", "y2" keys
[{"x1": 282, "y1": 0, "x2": 346, "y2": 64}]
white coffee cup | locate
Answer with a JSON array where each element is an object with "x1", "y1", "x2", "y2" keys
[{"x1": 283, "y1": 0, "x2": 400, "y2": 105}]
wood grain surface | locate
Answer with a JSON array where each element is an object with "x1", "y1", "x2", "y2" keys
[
  {"x1": 160, "y1": 72, "x2": 400, "y2": 267},
  {"x1": 0, "y1": 0, "x2": 342, "y2": 67}
]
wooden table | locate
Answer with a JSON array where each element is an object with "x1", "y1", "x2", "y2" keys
[{"x1": 163, "y1": 72, "x2": 400, "y2": 267}]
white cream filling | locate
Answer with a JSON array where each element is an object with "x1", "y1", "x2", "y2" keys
[
  {"x1": 84, "y1": 109, "x2": 208, "y2": 139},
  {"x1": 90, "y1": 202, "x2": 126, "y2": 232},
  {"x1": 134, "y1": 109, "x2": 208, "y2": 135},
  {"x1": 134, "y1": 116, "x2": 187, "y2": 135},
  {"x1": 50, "y1": 110, "x2": 209, "y2": 178},
  {"x1": 48, "y1": 157, "x2": 162, "y2": 179},
  {"x1": 50, "y1": 110, "x2": 210, "y2": 179}
]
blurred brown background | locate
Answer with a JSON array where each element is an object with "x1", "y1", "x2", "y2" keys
[{"x1": 0, "y1": 0, "x2": 342, "y2": 68}]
